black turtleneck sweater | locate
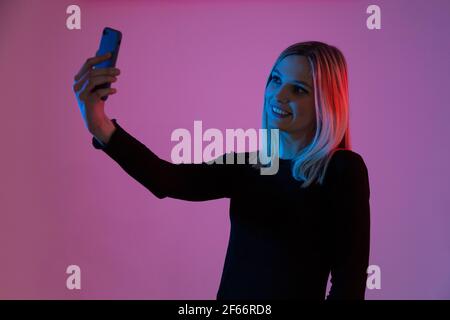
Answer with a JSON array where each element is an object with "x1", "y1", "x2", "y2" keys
[{"x1": 92, "y1": 119, "x2": 371, "y2": 300}]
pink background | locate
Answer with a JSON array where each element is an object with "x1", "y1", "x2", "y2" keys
[{"x1": 1, "y1": 0, "x2": 450, "y2": 299}]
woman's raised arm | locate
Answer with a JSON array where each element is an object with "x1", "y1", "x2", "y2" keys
[
  {"x1": 92, "y1": 119, "x2": 245, "y2": 201},
  {"x1": 73, "y1": 53, "x2": 243, "y2": 201}
]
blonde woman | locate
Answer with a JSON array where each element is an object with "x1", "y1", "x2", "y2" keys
[{"x1": 73, "y1": 41, "x2": 370, "y2": 300}]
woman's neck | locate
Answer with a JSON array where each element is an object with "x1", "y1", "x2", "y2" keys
[{"x1": 278, "y1": 130, "x2": 313, "y2": 160}]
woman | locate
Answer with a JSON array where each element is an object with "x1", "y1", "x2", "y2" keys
[{"x1": 73, "y1": 41, "x2": 371, "y2": 300}]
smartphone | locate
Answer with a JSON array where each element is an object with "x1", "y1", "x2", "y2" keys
[{"x1": 93, "y1": 27, "x2": 122, "y2": 101}]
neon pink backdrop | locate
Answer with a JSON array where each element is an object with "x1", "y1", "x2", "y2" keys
[{"x1": 1, "y1": 0, "x2": 449, "y2": 299}]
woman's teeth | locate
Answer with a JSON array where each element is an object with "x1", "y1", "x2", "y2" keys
[{"x1": 271, "y1": 105, "x2": 291, "y2": 117}]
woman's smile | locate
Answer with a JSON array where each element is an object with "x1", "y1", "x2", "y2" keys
[{"x1": 270, "y1": 104, "x2": 292, "y2": 118}]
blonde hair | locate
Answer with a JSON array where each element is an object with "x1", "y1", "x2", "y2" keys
[{"x1": 261, "y1": 41, "x2": 351, "y2": 188}]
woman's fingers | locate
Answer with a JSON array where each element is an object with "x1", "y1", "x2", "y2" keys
[
  {"x1": 78, "y1": 76, "x2": 117, "y2": 101},
  {"x1": 93, "y1": 87, "x2": 117, "y2": 99},
  {"x1": 73, "y1": 71, "x2": 90, "y2": 93},
  {"x1": 74, "y1": 52, "x2": 112, "y2": 81},
  {"x1": 73, "y1": 53, "x2": 121, "y2": 105},
  {"x1": 73, "y1": 67, "x2": 120, "y2": 93},
  {"x1": 85, "y1": 75, "x2": 117, "y2": 93},
  {"x1": 92, "y1": 67, "x2": 120, "y2": 77}
]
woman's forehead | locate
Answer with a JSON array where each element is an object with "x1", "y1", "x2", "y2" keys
[{"x1": 274, "y1": 55, "x2": 313, "y2": 86}]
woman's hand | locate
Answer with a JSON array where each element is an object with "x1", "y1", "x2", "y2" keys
[{"x1": 72, "y1": 52, "x2": 121, "y2": 139}]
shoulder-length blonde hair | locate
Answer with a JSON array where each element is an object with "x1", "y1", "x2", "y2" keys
[{"x1": 261, "y1": 41, "x2": 351, "y2": 188}]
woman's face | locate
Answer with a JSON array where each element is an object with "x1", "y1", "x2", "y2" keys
[{"x1": 265, "y1": 55, "x2": 316, "y2": 140}]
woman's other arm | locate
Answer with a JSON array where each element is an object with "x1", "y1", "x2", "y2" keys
[{"x1": 324, "y1": 150, "x2": 371, "y2": 300}]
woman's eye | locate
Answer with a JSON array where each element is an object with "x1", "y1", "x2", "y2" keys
[
  {"x1": 297, "y1": 87, "x2": 306, "y2": 94},
  {"x1": 271, "y1": 75, "x2": 307, "y2": 94},
  {"x1": 271, "y1": 75, "x2": 280, "y2": 83}
]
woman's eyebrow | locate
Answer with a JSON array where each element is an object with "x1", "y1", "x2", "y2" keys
[{"x1": 273, "y1": 68, "x2": 312, "y2": 90}]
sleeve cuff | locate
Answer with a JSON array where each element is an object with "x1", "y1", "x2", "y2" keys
[{"x1": 92, "y1": 119, "x2": 119, "y2": 150}]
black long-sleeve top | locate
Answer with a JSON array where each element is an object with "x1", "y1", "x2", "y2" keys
[{"x1": 92, "y1": 119, "x2": 371, "y2": 300}]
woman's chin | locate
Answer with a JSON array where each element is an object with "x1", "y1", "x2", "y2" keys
[{"x1": 268, "y1": 118, "x2": 289, "y2": 131}]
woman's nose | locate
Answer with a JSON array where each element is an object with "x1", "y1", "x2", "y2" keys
[{"x1": 275, "y1": 85, "x2": 290, "y2": 103}]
